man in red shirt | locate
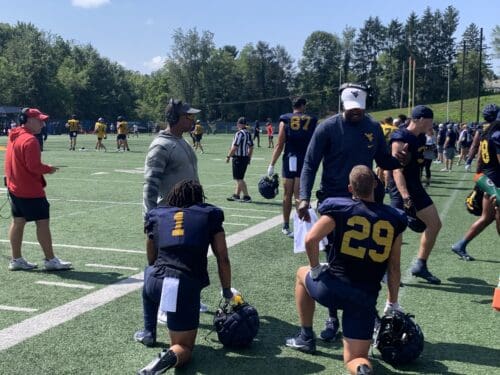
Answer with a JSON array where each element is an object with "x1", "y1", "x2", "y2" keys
[{"x1": 5, "y1": 108, "x2": 72, "y2": 271}]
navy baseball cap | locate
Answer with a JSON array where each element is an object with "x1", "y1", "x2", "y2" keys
[{"x1": 411, "y1": 105, "x2": 434, "y2": 119}]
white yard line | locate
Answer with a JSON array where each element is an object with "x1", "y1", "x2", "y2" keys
[
  {"x1": 85, "y1": 264, "x2": 139, "y2": 271},
  {"x1": 0, "y1": 305, "x2": 38, "y2": 313},
  {"x1": 230, "y1": 214, "x2": 266, "y2": 219},
  {"x1": 35, "y1": 281, "x2": 95, "y2": 290},
  {"x1": 224, "y1": 222, "x2": 248, "y2": 226},
  {"x1": 0, "y1": 240, "x2": 143, "y2": 254},
  {"x1": 0, "y1": 214, "x2": 282, "y2": 351}
]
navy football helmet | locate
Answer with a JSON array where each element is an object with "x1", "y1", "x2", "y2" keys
[
  {"x1": 374, "y1": 310, "x2": 424, "y2": 365},
  {"x1": 213, "y1": 300, "x2": 260, "y2": 348},
  {"x1": 258, "y1": 174, "x2": 279, "y2": 199}
]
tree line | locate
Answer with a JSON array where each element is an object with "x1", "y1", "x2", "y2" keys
[{"x1": 0, "y1": 5, "x2": 497, "y2": 123}]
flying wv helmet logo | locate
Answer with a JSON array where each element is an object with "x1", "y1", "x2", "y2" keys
[
  {"x1": 351, "y1": 90, "x2": 359, "y2": 98},
  {"x1": 365, "y1": 132, "x2": 374, "y2": 148}
]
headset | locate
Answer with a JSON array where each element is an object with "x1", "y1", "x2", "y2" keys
[
  {"x1": 339, "y1": 82, "x2": 374, "y2": 109},
  {"x1": 18, "y1": 108, "x2": 29, "y2": 125},
  {"x1": 165, "y1": 98, "x2": 183, "y2": 125}
]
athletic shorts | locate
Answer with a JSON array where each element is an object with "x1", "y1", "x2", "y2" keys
[
  {"x1": 143, "y1": 269, "x2": 202, "y2": 331},
  {"x1": 437, "y1": 144, "x2": 444, "y2": 153},
  {"x1": 195, "y1": 134, "x2": 202, "y2": 142},
  {"x1": 388, "y1": 179, "x2": 433, "y2": 211},
  {"x1": 305, "y1": 272, "x2": 378, "y2": 340},
  {"x1": 232, "y1": 156, "x2": 250, "y2": 180},
  {"x1": 69, "y1": 131, "x2": 78, "y2": 138},
  {"x1": 282, "y1": 155, "x2": 304, "y2": 179},
  {"x1": 268, "y1": 135, "x2": 273, "y2": 140},
  {"x1": 117, "y1": 134, "x2": 127, "y2": 140},
  {"x1": 444, "y1": 147, "x2": 456, "y2": 159},
  {"x1": 9, "y1": 192, "x2": 50, "y2": 222}
]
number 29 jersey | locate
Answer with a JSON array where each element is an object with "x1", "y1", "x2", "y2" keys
[
  {"x1": 319, "y1": 197, "x2": 407, "y2": 293},
  {"x1": 145, "y1": 203, "x2": 224, "y2": 288}
]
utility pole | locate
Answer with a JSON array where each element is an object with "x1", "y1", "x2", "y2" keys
[
  {"x1": 338, "y1": 67, "x2": 342, "y2": 113},
  {"x1": 476, "y1": 28, "x2": 483, "y2": 123},
  {"x1": 460, "y1": 40, "x2": 466, "y2": 124},
  {"x1": 446, "y1": 63, "x2": 450, "y2": 122}
]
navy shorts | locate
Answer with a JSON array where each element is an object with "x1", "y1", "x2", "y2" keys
[
  {"x1": 69, "y1": 131, "x2": 78, "y2": 138},
  {"x1": 232, "y1": 156, "x2": 250, "y2": 180},
  {"x1": 388, "y1": 180, "x2": 433, "y2": 211},
  {"x1": 9, "y1": 192, "x2": 50, "y2": 222},
  {"x1": 305, "y1": 272, "x2": 378, "y2": 340},
  {"x1": 144, "y1": 268, "x2": 202, "y2": 331},
  {"x1": 195, "y1": 134, "x2": 202, "y2": 142},
  {"x1": 282, "y1": 155, "x2": 304, "y2": 179},
  {"x1": 117, "y1": 134, "x2": 127, "y2": 140}
]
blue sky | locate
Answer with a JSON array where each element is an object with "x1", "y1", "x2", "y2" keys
[{"x1": 1, "y1": 0, "x2": 498, "y2": 74}]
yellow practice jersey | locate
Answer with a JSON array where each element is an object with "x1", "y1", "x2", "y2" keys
[
  {"x1": 117, "y1": 121, "x2": 128, "y2": 135},
  {"x1": 95, "y1": 122, "x2": 107, "y2": 137},
  {"x1": 67, "y1": 119, "x2": 80, "y2": 132},
  {"x1": 381, "y1": 123, "x2": 398, "y2": 143},
  {"x1": 194, "y1": 124, "x2": 203, "y2": 135}
]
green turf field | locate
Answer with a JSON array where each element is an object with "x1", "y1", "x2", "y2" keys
[{"x1": 0, "y1": 133, "x2": 498, "y2": 375}]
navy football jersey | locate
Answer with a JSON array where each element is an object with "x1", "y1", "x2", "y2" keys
[
  {"x1": 280, "y1": 112, "x2": 318, "y2": 158},
  {"x1": 145, "y1": 203, "x2": 224, "y2": 287},
  {"x1": 390, "y1": 128, "x2": 425, "y2": 186},
  {"x1": 319, "y1": 197, "x2": 407, "y2": 293},
  {"x1": 478, "y1": 129, "x2": 500, "y2": 185}
]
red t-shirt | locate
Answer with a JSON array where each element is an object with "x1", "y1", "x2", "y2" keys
[
  {"x1": 266, "y1": 123, "x2": 274, "y2": 136},
  {"x1": 5, "y1": 127, "x2": 52, "y2": 198}
]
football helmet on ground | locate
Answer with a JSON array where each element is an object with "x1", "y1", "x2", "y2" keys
[
  {"x1": 258, "y1": 174, "x2": 279, "y2": 199},
  {"x1": 213, "y1": 298, "x2": 260, "y2": 348},
  {"x1": 374, "y1": 310, "x2": 424, "y2": 365}
]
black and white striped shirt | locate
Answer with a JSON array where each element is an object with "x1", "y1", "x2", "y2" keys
[{"x1": 232, "y1": 129, "x2": 254, "y2": 156}]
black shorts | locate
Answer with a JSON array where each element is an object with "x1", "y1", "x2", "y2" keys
[
  {"x1": 144, "y1": 270, "x2": 202, "y2": 331},
  {"x1": 195, "y1": 134, "x2": 202, "y2": 142},
  {"x1": 232, "y1": 156, "x2": 250, "y2": 180},
  {"x1": 388, "y1": 180, "x2": 433, "y2": 211},
  {"x1": 268, "y1": 135, "x2": 273, "y2": 140},
  {"x1": 305, "y1": 272, "x2": 378, "y2": 340},
  {"x1": 69, "y1": 131, "x2": 78, "y2": 138},
  {"x1": 9, "y1": 192, "x2": 50, "y2": 222},
  {"x1": 282, "y1": 155, "x2": 304, "y2": 179},
  {"x1": 117, "y1": 134, "x2": 127, "y2": 140}
]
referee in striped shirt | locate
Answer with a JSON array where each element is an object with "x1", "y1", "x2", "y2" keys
[{"x1": 226, "y1": 117, "x2": 254, "y2": 202}]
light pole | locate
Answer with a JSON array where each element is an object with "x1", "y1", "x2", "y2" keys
[{"x1": 338, "y1": 67, "x2": 342, "y2": 113}]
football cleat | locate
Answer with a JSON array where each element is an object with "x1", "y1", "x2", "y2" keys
[
  {"x1": 226, "y1": 194, "x2": 240, "y2": 202},
  {"x1": 285, "y1": 332, "x2": 316, "y2": 354},
  {"x1": 137, "y1": 349, "x2": 177, "y2": 375},
  {"x1": 134, "y1": 330, "x2": 156, "y2": 347},
  {"x1": 451, "y1": 246, "x2": 475, "y2": 261},
  {"x1": 319, "y1": 318, "x2": 339, "y2": 342},
  {"x1": 411, "y1": 265, "x2": 441, "y2": 284},
  {"x1": 281, "y1": 227, "x2": 294, "y2": 238}
]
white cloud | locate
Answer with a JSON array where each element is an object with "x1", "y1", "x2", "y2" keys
[
  {"x1": 143, "y1": 56, "x2": 166, "y2": 72},
  {"x1": 71, "y1": 0, "x2": 110, "y2": 9}
]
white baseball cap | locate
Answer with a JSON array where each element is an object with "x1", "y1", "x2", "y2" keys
[{"x1": 341, "y1": 88, "x2": 367, "y2": 110}]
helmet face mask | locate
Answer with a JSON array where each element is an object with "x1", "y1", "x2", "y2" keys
[
  {"x1": 258, "y1": 174, "x2": 279, "y2": 199},
  {"x1": 375, "y1": 310, "x2": 424, "y2": 365}
]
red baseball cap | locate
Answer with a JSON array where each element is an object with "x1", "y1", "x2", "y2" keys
[{"x1": 24, "y1": 108, "x2": 49, "y2": 121}]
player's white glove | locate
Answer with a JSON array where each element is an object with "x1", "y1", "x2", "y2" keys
[
  {"x1": 309, "y1": 263, "x2": 329, "y2": 280},
  {"x1": 384, "y1": 301, "x2": 404, "y2": 315},
  {"x1": 267, "y1": 165, "x2": 274, "y2": 176}
]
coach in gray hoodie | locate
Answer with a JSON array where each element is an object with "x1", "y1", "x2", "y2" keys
[{"x1": 143, "y1": 99, "x2": 201, "y2": 216}]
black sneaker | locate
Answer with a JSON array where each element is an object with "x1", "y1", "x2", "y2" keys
[
  {"x1": 319, "y1": 318, "x2": 339, "y2": 342},
  {"x1": 356, "y1": 364, "x2": 373, "y2": 375},
  {"x1": 285, "y1": 332, "x2": 316, "y2": 354},
  {"x1": 411, "y1": 264, "x2": 441, "y2": 284},
  {"x1": 226, "y1": 194, "x2": 240, "y2": 201},
  {"x1": 451, "y1": 246, "x2": 475, "y2": 261},
  {"x1": 138, "y1": 349, "x2": 177, "y2": 375},
  {"x1": 241, "y1": 195, "x2": 252, "y2": 203}
]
